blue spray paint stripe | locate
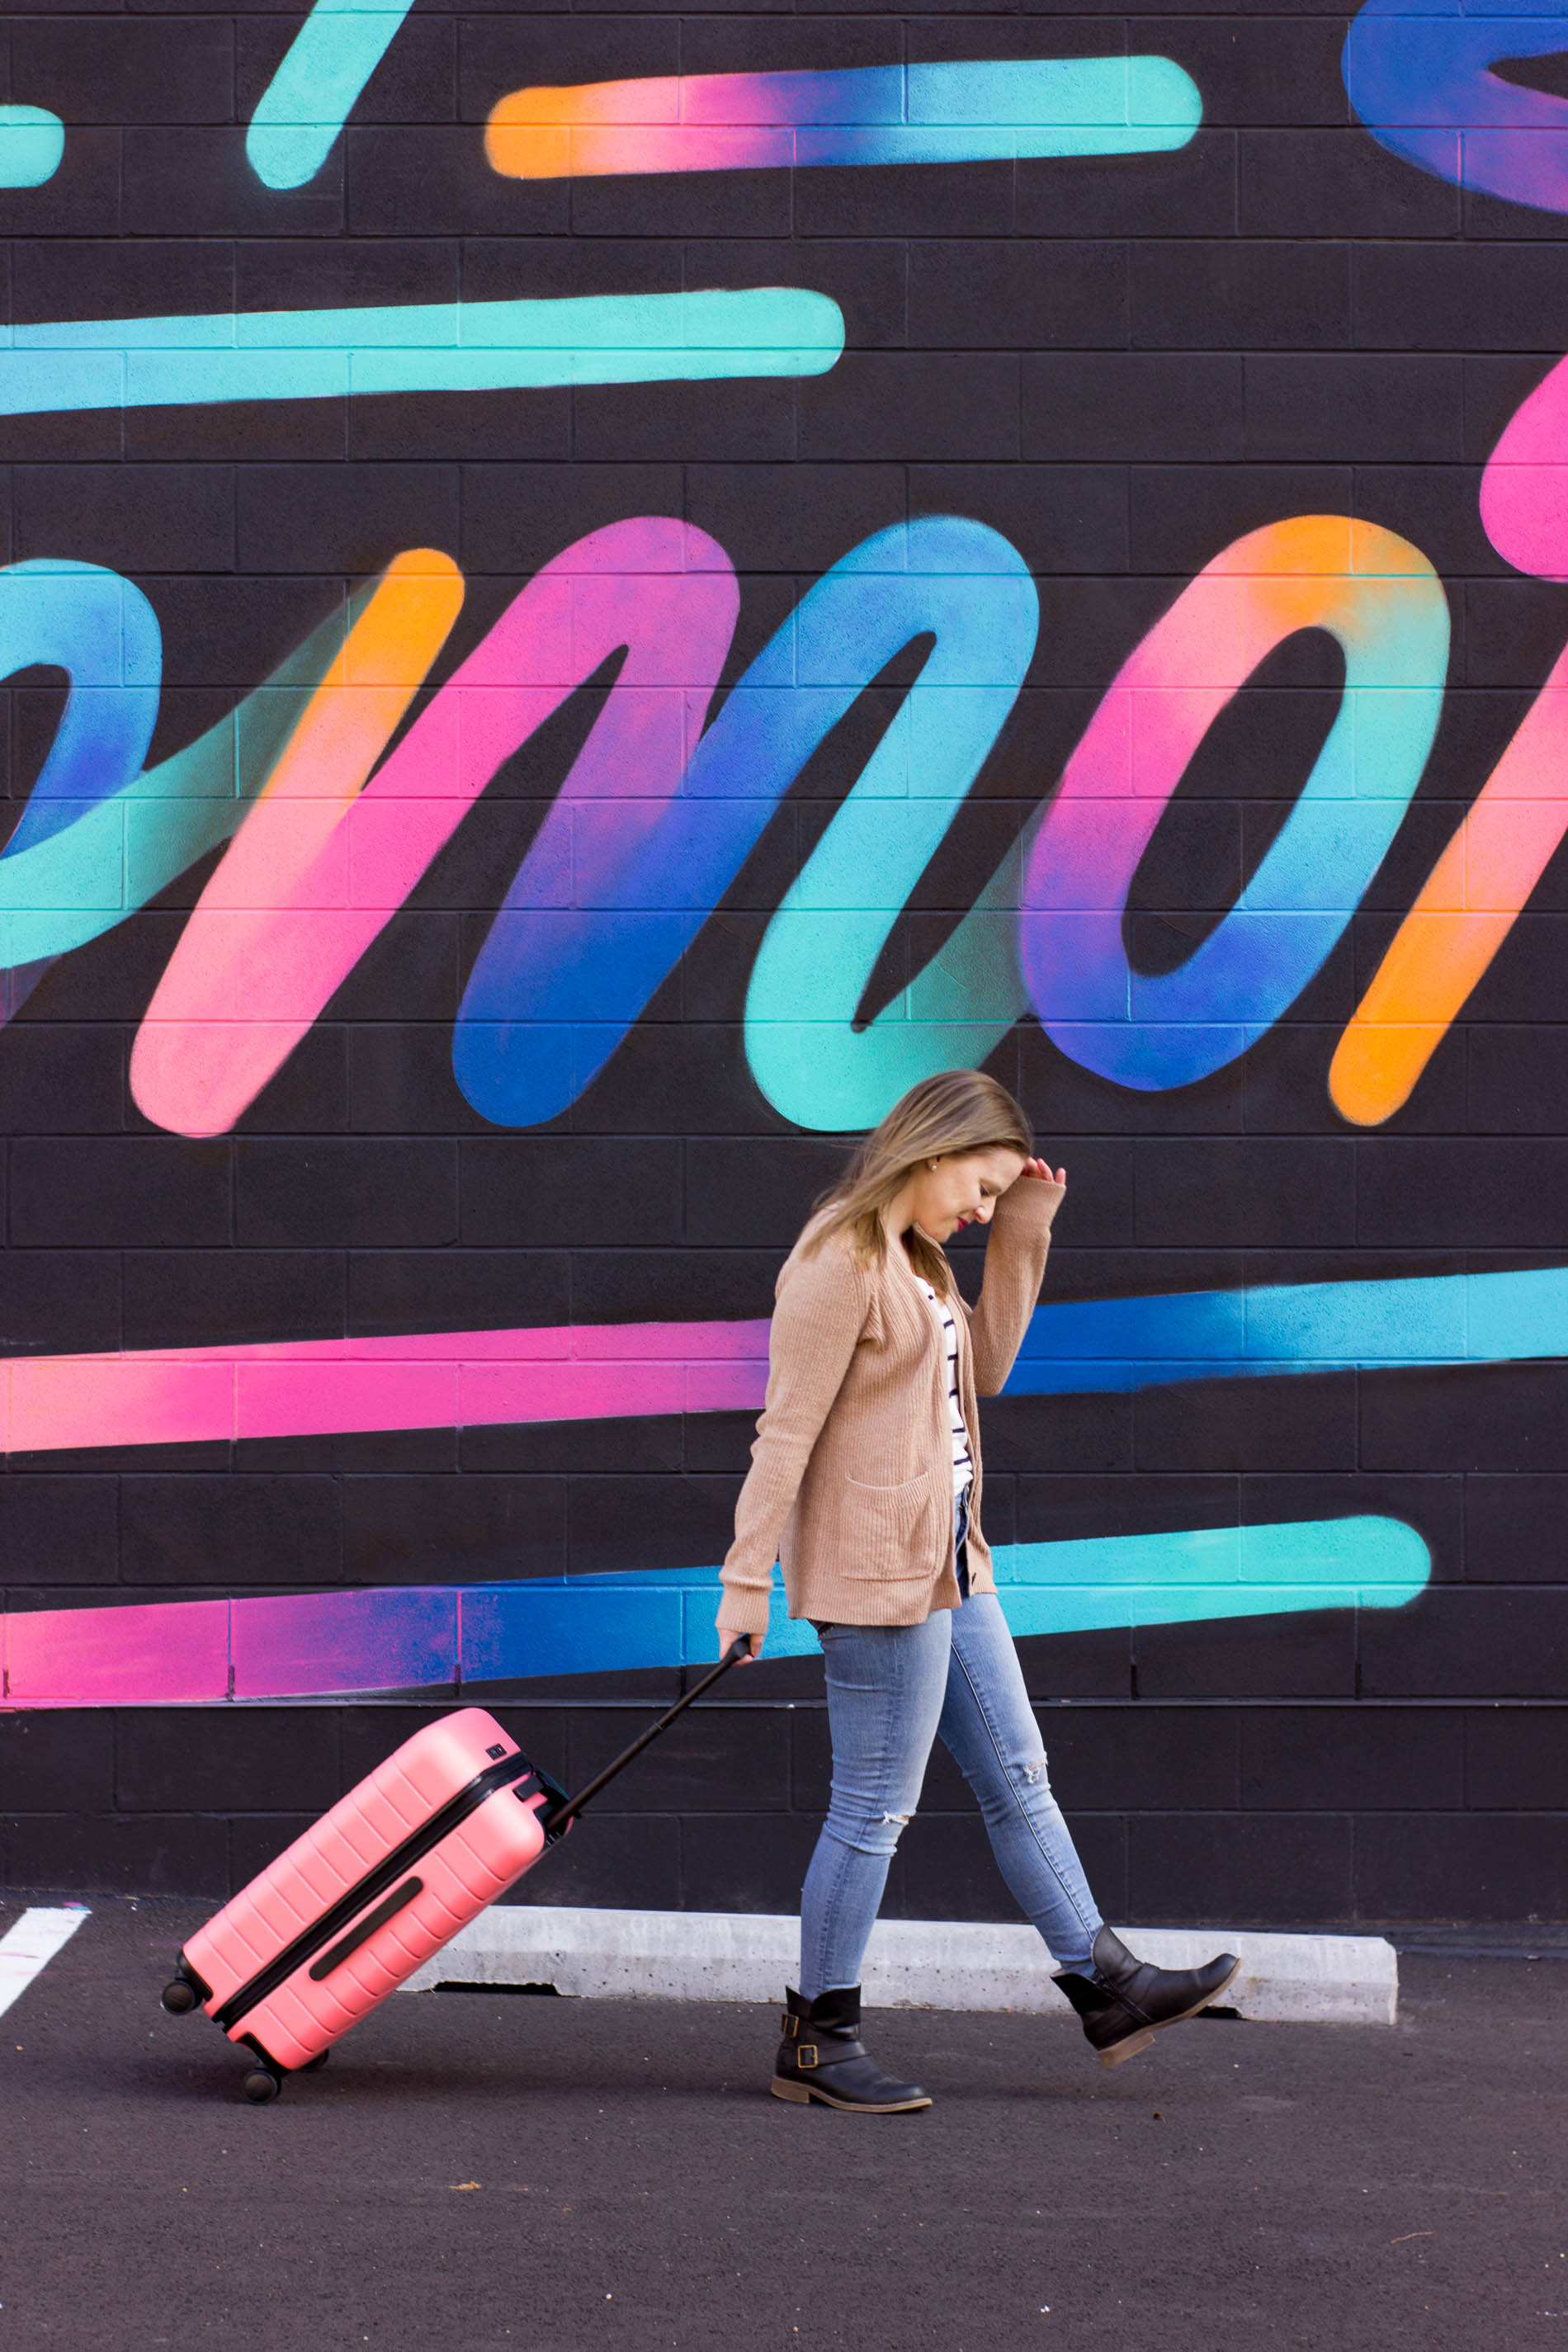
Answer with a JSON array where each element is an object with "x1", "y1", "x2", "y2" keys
[
  {"x1": 1004, "y1": 1265, "x2": 1568, "y2": 1396},
  {"x1": 0, "y1": 290, "x2": 846, "y2": 418},
  {"x1": 248, "y1": 0, "x2": 418, "y2": 191},
  {"x1": 560, "y1": 1514, "x2": 1428, "y2": 1671},
  {"x1": 331, "y1": 1515, "x2": 1426, "y2": 1692}
]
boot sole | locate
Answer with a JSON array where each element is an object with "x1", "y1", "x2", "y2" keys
[
  {"x1": 771, "y1": 2076, "x2": 932, "y2": 2113},
  {"x1": 1097, "y1": 1955, "x2": 1245, "y2": 2069}
]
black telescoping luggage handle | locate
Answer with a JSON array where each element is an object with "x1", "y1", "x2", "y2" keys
[{"x1": 541, "y1": 1636, "x2": 752, "y2": 1835}]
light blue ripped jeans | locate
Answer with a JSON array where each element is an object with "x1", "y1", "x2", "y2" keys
[{"x1": 799, "y1": 1492, "x2": 1103, "y2": 1997}]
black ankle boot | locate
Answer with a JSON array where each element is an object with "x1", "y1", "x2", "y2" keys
[
  {"x1": 771, "y1": 1986, "x2": 932, "y2": 2113},
  {"x1": 1053, "y1": 1926, "x2": 1242, "y2": 2068}
]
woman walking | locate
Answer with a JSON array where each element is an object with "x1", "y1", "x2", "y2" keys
[{"x1": 716, "y1": 1071, "x2": 1240, "y2": 2113}]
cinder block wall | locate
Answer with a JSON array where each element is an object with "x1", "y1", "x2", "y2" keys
[{"x1": 1, "y1": 2, "x2": 1565, "y2": 1924}]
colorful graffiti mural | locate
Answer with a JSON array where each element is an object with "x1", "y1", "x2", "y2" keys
[
  {"x1": 5, "y1": 494, "x2": 1568, "y2": 1146},
  {"x1": 485, "y1": 60, "x2": 1202, "y2": 179},
  {"x1": 2, "y1": 0, "x2": 1566, "y2": 1925},
  {"x1": 249, "y1": 17, "x2": 1202, "y2": 191},
  {"x1": 0, "y1": 479, "x2": 1565, "y2": 1702}
]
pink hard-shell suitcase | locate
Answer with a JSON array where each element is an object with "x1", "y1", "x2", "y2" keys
[{"x1": 160, "y1": 1644, "x2": 746, "y2": 2102}]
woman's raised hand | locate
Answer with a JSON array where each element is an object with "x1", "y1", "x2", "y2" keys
[{"x1": 1017, "y1": 1156, "x2": 1066, "y2": 1188}]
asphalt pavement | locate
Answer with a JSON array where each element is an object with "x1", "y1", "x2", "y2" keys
[{"x1": 2, "y1": 1895, "x2": 1565, "y2": 2352}]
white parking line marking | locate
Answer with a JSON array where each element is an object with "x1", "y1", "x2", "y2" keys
[{"x1": 0, "y1": 1906, "x2": 90, "y2": 2021}]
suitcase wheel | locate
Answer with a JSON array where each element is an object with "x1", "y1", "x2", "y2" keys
[
  {"x1": 242, "y1": 2067, "x2": 282, "y2": 2105},
  {"x1": 160, "y1": 1979, "x2": 198, "y2": 2015},
  {"x1": 301, "y1": 2048, "x2": 330, "y2": 2071}
]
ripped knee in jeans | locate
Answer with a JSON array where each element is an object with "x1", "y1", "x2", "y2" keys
[
  {"x1": 827, "y1": 1807, "x2": 915, "y2": 1853},
  {"x1": 1020, "y1": 1752, "x2": 1049, "y2": 1788}
]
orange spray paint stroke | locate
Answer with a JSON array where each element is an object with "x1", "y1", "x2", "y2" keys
[{"x1": 1330, "y1": 660, "x2": 1568, "y2": 1125}]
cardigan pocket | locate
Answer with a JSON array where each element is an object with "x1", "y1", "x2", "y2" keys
[{"x1": 838, "y1": 1469, "x2": 938, "y2": 1594}]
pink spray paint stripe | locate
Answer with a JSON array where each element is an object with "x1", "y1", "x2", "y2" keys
[
  {"x1": 1480, "y1": 352, "x2": 1568, "y2": 582},
  {"x1": 1, "y1": 1320, "x2": 771, "y2": 1456},
  {"x1": 5, "y1": 1598, "x2": 232, "y2": 1707},
  {"x1": 1, "y1": 1589, "x2": 460, "y2": 1707}
]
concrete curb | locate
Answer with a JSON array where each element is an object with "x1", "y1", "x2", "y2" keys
[{"x1": 402, "y1": 1907, "x2": 1398, "y2": 2024}]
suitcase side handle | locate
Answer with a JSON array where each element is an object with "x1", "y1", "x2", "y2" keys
[{"x1": 541, "y1": 1637, "x2": 753, "y2": 1835}]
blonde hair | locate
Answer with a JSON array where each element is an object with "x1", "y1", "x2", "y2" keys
[{"x1": 804, "y1": 1070, "x2": 1032, "y2": 1297}]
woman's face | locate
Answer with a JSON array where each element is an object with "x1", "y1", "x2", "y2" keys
[{"x1": 905, "y1": 1147, "x2": 1027, "y2": 1244}]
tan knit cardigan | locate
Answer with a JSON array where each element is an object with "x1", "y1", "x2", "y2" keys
[{"x1": 717, "y1": 1175, "x2": 1063, "y2": 1639}]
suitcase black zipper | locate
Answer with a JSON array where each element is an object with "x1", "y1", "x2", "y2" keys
[{"x1": 210, "y1": 1751, "x2": 566, "y2": 2033}]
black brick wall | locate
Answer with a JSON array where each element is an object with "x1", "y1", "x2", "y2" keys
[{"x1": 1, "y1": 0, "x2": 1566, "y2": 1927}]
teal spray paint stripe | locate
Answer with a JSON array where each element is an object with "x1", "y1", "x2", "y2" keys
[
  {"x1": 248, "y1": 0, "x2": 418, "y2": 191},
  {"x1": 0, "y1": 106, "x2": 64, "y2": 189},
  {"x1": 0, "y1": 289, "x2": 846, "y2": 417}
]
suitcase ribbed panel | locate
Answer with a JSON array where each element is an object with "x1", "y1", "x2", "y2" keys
[
  {"x1": 243, "y1": 1788, "x2": 549, "y2": 2066},
  {"x1": 183, "y1": 1708, "x2": 550, "y2": 2066}
]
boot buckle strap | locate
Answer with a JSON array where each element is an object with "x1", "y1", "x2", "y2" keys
[
  {"x1": 796, "y1": 2044, "x2": 817, "y2": 2069},
  {"x1": 783, "y1": 2014, "x2": 799, "y2": 2039}
]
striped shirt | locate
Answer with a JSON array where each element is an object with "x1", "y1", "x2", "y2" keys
[{"x1": 913, "y1": 1275, "x2": 974, "y2": 1499}]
